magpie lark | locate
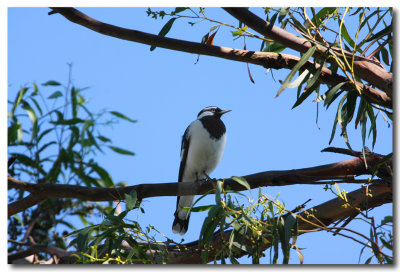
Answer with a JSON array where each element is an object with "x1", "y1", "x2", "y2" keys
[{"x1": 172, "y1": 106, "x2": 231, "y2": 235}]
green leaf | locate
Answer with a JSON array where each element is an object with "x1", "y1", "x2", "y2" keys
[
  {"x1": 8, "y1": 120, "x2": 22, "y2": 144},
  {"x1": 172, "y1": 7, "x2": 188, "y2": 15},
  {"x1": 209, "y1": 24, "x2": 220, "y2": 32},
  {"x1": 37, "y1": 141, "x2": 57, "y2": 154},
  {"x1": 285, "y1": 69, "x2": 310, "y2": 89},
  {"x1": 231, "y1": 176, "x2": 251, "y2": 192},
  {"x1": 263, "y1": 42, "x2": 286, "y2": 53},
  {"x1": 108, "y1": 145, "x2": 135, "y2": 156},
  {"x1": 48, "y1": 91, "x2": 63, "y2": 99},
  {"x1": 29, "y1": 97, "x2": 43, "y2": 116},
  {"x1": 71, "y1": 86, "x2": 78, "y2": 118},
  {"x1": 278, "y1": 7, "x2": 290, "y2": 22},
  {"x1": 200, "y1": 205, "x2": 223, "y2": 247},
  {"x1": 355, "y1": 98, "x2": 367, "y2": 129},
  {"x1": 292, "y1": 77, "x2": 321, "y2": 109},
  {"x1": 189, "y1": 204, "x2": 215, "y2": 212},
  {"x1": 42, "y1": 80, "x2": 61, "y2": 86},
  {"x1": 340, "y1": 22, "x2": 356, "y2": 49},
  {"x1": 366, "y1": 104, "x2": 377, "y2": 148},
  {"x1": 50, "y1": 118, "x2": 85, "y2": 126},
  {"x1": 312, "y1": 7, "x2": 337, "y2": 26},
  {"x1": 97, "y1": 135, "x2": 112, "y2": 143},
  {"x1": 360, "y1": 111, "x2": 367, "y2": 154},
  {"x1": 91, "y1": 164, "x2": 114, "y2": 187},
  {"x1": 32, "y1": 83, "x2": 39, "y2": 96},
  {"x1": 12, "y1": 153, "x2": 37, "y2": 168},
  {"x1": 364, "y1": 256, "x2": 373, "y2": 264},
  {"x1": 323, "y1": 82, "x2": 347, "y2": 107},
  {"x1": 231, "y1": 241, "x2": 251, "y2": 253},
  {"x1": 345, "y1": 91, "x2": 358, "y2": 123},
  {"x1": 125, "y1": 190, "x2": 138, "y2": 211},
  {"x1": 275, "y1": 45, "x2": 317, "y2": 98},
  {"x1": 380, "y1": 215, "x2": 393, "y2": 225},
  {"x1": 11, "y1": 87, "x2": 29, "y2": 115},
  {"x1": 231, "y1": 26, "x2": 248, "y2": 36},
  {"x1": 380, "y1": 46, "x2": 390, "y2": 66},
  {"x1": 364, "y1": 24, "x2": 392, "y2": 43},
  {"x1": 150, "y1": 17, "x2": 177, "y2": 51},
  {"x1": 21, "y1": 101, "x2": 38, "y2": 139},
  {"x1": 109, "y1": 111, "x2": 137, "y2": 123},
  {"x1": 269, "y1": 12, "x2": 278, "y2": 26},
  {"x1": 329, "y1": 109, "x2": 339, "y2": 145},
  {"x1": 215, "y1": 180, "x2": 222, "y2": 203}
]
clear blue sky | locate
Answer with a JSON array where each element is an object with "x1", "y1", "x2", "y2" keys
[{"x1": 7, "y1": 7, "x2": 392, "y2": 264}]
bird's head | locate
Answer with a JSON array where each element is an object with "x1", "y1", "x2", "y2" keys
[{"x1": 197, "y1": 106, "x2": 231, "y2": 119}]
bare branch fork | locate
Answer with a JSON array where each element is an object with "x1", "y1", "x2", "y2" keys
[
  {"x1": 8, "y1": 148, "x2": 392, "y2": 217},
  {"x1": 48, "y1": 7, "x2": 392, "y2": 109}
]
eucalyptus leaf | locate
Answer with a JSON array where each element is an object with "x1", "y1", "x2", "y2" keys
[
  {"x1": 108, "y1": 145, "x2": 135, "y2": 156},
  {"x1": 275, "y1": 46, "x2": 317, "y2": 98},
  {"x1": 150, "y1": 17, "x2": 177, "y2": 51}
]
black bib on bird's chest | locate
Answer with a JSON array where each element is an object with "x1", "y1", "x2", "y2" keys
[{"x1": 199, "y1": 116, "x2": 226, "y2": 140}]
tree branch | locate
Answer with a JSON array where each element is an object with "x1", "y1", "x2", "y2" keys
[
  {"x1": 48, "y1": 7, "x2": 391, "y2": 109},
  {"x1": 8, "y1": 244, "x2": 79, "y2": 264},
  {"x1": 9, "y1": 181, "x2": 391, "y2": 264},
  {"x1": 223, "y1": 7, "x2": 393, "y2": 100},
  {"x1": 172, "y1": 182, "x2": 392, "y2": 264},
  {"x1": 8, "y1": 149, "x2": 390, "y2": 217}
]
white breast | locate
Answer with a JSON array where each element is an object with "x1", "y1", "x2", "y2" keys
[{"x1": 182, "y1": 119, "x2": 226, "y2": 182}]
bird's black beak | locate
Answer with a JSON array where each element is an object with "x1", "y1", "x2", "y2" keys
[{"x1": 219, "y1": 109, "x2": 232, "y2": 115}]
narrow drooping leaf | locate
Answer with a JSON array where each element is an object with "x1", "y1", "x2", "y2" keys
[
  {"x1": 323, "y1": 82, "x2": 347, "y2": 107},
  {"x1": 231, "y1": 176, "x2": 251, "y2": 192},
  {"x1": 366, "y1": 104, "x2": 378, "y2": 148},
  {"x1": 380, "y1": 46, "x2": 390, "y2": 66},
  {"x1": 150, "y1": 17, "x2": 177, "y2": 51},
  {"x1": 110, "y1": 111, "x2": 137, "y2": 123},
  {"x1": 345, "y1": 91, "x2": 358, "y2": 123},
  {"x1": 48, "y1": 91, "x2": 63, "y2": 99},
  {"x1": 275, "y1": 46, "x2": 317, "y2": 98},
  {"x1": 11, "y1": 87, "x2": 29, "y2": 115},
  {"x1": 71, "y1": 87, "x2": 78, "y2": 118},
  {"x1": 108, "y1": 145, "x2": 135, "y2": 156},
  {"x1": 340, "y1": 22, "x2": 356, "y2": 49},
  {"x1": 91, "y1": 163, "x2": 114, "y2": 187},
  {"x1": 21, "y1": 101, "x2": 38, "y2": 140},
  {"x1": 286, "y1": 69, "x2": 310, "y2": 89},
  {"x1": 329, "y1": 110, "x2": 339, "y2": 145}
]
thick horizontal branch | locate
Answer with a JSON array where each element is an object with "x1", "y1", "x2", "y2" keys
[
  {"x1": 8, "y1": 150, "x2": 389, "y2": 216},
  {"x1": 49, "y1": 8, "x2": 391, "y2": 109},
  {"x1": 10, "y1": 181, "x2": 391, "y2": 264},
  {"x1": 223, "y1": 8, "x2": 393, "y2": 100},
  {"x1": 170, "y1": 181, "x2": 392, "y2": 264},
  {"x1": 8, "y1": 244, "x2": 79, "y2": 264}
]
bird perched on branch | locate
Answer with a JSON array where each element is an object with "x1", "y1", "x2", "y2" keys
[{"x1": 172, "y1": 106, "x2": 231, "y2": 235}]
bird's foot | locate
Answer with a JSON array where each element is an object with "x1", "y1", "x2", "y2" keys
[{"x1": 203, "y1": 172, "x2": 216, "y2": 182}]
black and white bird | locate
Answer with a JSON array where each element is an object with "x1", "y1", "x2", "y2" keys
[{"x1": 172, "y1": 106, "x2": 231, "y2": 235}]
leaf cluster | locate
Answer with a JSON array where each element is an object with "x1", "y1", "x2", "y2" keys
[
  {"x1": 8, "y1": 68, "x2": 137, "y2": 256},
  {"x1": 195, "y1": 178, "x2": 303, "y2": 264}
]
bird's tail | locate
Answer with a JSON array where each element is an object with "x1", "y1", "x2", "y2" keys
[{"x1": 172, "y1": 195, "x2": 194, "y2": 235}]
